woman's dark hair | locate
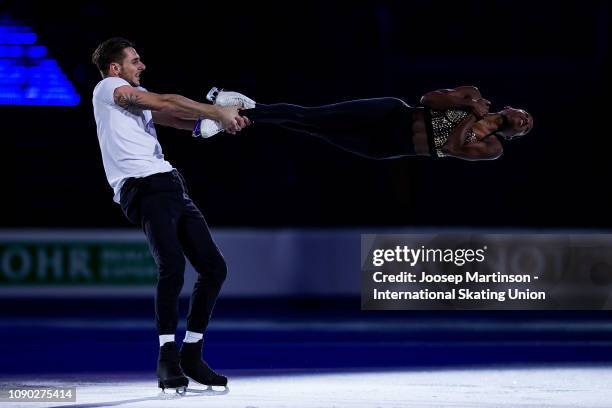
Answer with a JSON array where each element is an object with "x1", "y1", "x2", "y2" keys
[{"x1": 92, "y1": 37, "x2": 135, "y2": 75}]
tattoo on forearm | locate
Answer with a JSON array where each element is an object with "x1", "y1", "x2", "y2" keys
[{"x1": 114, "y1": 93, "x2": 152, "y2": 114}]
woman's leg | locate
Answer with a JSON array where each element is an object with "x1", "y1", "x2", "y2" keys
[{"x1": 242, "y1": 97, "x2": 415, "y2": 159}]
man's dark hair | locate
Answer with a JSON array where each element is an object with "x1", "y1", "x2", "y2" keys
[{"x1": 91, "y1": 37, "x2": 135, "y2": 76}]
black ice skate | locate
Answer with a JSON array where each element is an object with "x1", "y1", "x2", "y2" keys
[
  {"x1": 157, "y1": 341, "x2": 189, "y2": 394},
  {"x1": 180, "y1": 340, "x2": 228, "y2": 387}
]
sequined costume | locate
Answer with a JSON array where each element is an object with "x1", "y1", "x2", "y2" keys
[{"x1": 424, "y1": 108, "x2": 477, "y2": 157}]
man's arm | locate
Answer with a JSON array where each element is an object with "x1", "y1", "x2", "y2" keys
[
  {"x1": 113, "y1": 85, "x2": 244, "y2": 131},
  {"x1": 151, "y1": 112, "x2": 195, "y2": 131}
]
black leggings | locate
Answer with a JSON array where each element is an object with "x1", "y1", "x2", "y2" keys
[{"x1": 241, "y1": 97, "x2": 417, "y2": 159}]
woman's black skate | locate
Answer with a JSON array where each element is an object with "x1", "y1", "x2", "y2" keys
[
  {"x1": 157, "y1": 341, "x2": 189, "y2": 394},
  {"x1": 180, "y1": 340, "x2": 228, "y2": 387}
]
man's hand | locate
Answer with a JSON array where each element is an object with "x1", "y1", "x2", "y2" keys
[
  {"x1": 216, "y1": 106, "x2": 251, "y2": 134},
  {"x1": 469, "y1": 98, "x2": 491, "y2": 120}
]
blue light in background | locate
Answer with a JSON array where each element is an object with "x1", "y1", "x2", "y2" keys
[
  {"x1": 0, "y1": 17, "x2": 80, "y2": 106},
  {"x1": 0, "y1": 33, "x2": 37, "y2": 44},
  {"x1": 0, "y1": 45, "x2": 47, "y2": 58}
]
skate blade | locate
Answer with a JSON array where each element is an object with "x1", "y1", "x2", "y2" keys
[
  {"x1": 186, "y1": 385, "x2": 229, "y2": 395},
  {"x1": 185, "y1": 378, "x2": 230, "y2": 395},
  {"x1": 158, "y1": 385, "x2": 187, "y2": 398}
]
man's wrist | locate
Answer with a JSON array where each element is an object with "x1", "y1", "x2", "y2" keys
[{"x1": 201, "y1": 104, "x2": 221, "y2": 121}]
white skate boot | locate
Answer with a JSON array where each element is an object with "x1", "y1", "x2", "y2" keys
[
  {"x1": 206, "y1": 87, "x2": 256, "y2": 109},
  {"x1": 192, "y1": 117, "x2": 223, "y2": 138},
  {"x1": 194, "y1": 88, "x2": 256, "y2": 138}
]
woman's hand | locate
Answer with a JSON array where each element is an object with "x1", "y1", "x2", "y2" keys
[{"x1": 469, "y1": 98, "x2": 491, "y2": 120}]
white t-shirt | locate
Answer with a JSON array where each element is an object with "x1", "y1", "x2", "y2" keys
[{"x1": 92, "y1": 77, "x2": 173, "y2": 203}]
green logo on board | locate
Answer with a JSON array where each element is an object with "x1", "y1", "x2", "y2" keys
[{"x1": 0, "y1": 243, "x2": 156, "y2": 285}]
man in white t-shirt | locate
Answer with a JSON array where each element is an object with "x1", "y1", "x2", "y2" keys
[{"x1": 91, "y1": 37, "x2": 247, "y2": 393}]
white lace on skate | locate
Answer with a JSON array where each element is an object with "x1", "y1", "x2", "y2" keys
[
  {"x1": 207, "y1": 88, "x2": 256, "y2": 109},
  {"x1": 216, "y1": 91, "x2": 256, "y2": 109},
  {"x1": 201, "y1": 119, "x2": 222, "y2": 138},
  {"x1": 192, "y1": 117, "x2": 222, "y2": 138}
]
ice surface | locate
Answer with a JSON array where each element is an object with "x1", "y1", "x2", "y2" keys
[{"x1": 2, "y1": 366, "x2": 611, "y2": 408}]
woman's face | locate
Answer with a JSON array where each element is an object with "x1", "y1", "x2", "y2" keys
[{"x1": 500, "y1": 106, "x2": 533, "y2": 138}]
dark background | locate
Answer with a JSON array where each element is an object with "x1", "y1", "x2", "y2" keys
[
  {"x1": 1, "y1": 1, "x2": 612, "y2": 380},
  {"x1": 2, "y1": 1, "x2": 610, "y2": 228}
]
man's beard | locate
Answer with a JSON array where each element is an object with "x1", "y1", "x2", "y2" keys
[{"x1": 120, "y1": 72, "x2": 140, "y2": 87}]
